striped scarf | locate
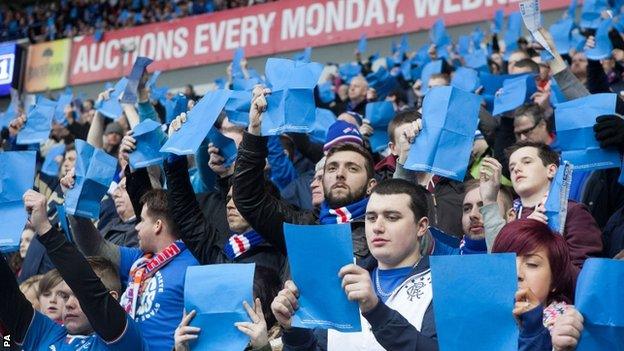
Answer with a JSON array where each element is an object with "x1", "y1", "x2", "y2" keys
[
  {"x1": 224, "y1": 230, "x2": 265, "y2": 260},
  {"x1": 319, "y1": 197, "x2": 369, "y2": 224}
]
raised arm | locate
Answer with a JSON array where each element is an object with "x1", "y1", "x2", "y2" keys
[
  {"x1": 0, "y1": 253, "x2": 34, "y2": 345},
  {"x1": 163, "y1": 154, "x2": 225, "y2": 265},
  {"x1": 24, "y1": 190, "x2": 129, "y2": 343}
]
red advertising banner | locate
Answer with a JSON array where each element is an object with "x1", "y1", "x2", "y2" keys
[{"x1": 69, "y1": 0, "x2": 570, "y2": 85}]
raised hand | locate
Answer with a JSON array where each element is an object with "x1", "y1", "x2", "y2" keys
[
  {"x1": 270, "y1": 280, "x2": 299, "y2": 329},
  {"x1": 235, "y1": 298, "x2": 269, "y2": 349}
]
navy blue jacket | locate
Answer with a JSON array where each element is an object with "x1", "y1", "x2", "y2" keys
[{"x1": 282, "y1": 256, "x2": 438, "y2": 351}]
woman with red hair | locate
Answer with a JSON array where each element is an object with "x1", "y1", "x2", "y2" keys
[{"x1": 492, "y1": 219, "x2": 584, "y2": 351}]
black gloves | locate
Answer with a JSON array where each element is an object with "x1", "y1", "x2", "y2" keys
[{"x1": 594, "y1": 115, "x2": 624, "y2": 149}]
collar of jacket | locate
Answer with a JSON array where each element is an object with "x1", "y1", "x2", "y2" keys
[{"x1": 358, "y1": 254, "x2": 431, "y2": 276}]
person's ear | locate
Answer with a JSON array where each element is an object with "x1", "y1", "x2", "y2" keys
[
  {"x1": 388, "y1": 141, "x2": 397, "y2": 156},
  {"x1": 546, "y1": 164, "x2": 558, "y2": 180},
  {"x1": 416, "y1": 216, "x2": 429, "y2": 238},
  {"x1": 506, "y1": 208, "x2": 516, "y2": 223},
  {"x1": 366, "y1": 178, "x2": 377, "y2": 195},
  {"x1": 109, "y1": 290, "x2": 119, "y2": 300},
  {"x1": 153, "y1": 219, "x2": 163, "y2": 235}
]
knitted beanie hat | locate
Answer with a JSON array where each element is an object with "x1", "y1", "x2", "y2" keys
[{"x1": 323, "y1": 120, "x2": 363, "y2": 152}]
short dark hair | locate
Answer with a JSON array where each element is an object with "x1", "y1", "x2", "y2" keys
[
  {"x1": 140, "y1": 189, "x2": 179, "y2": 237},
  {"x1": 371, "y1": 179, "x2": 429, "y2": 221},
  {"x1": 38, "y1": 269, "x2": 63, "y2": 296},
  {"x1": 86, "y1": 256, "x2": 121, "y2": 294},
  {"x1": 505, "y1": 141, "x2": 560, "y2": 167},
  {"x1": 325, "y1": 142, "x2": 375, "y2": 180},
  {"x1": 388, "y1": 109, "x2": 421, "y2": 144},
  {"x1": 514, "y1": 58, "x2": 540, "y2": 73},
  {"x1": 429, "y1": 73, "x2": 450, "y2": 84},
  {"x1": 513, "y1": 103, "x2": 547, "y2": 125}
]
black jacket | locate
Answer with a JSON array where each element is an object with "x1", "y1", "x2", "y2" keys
[
  {"x1": 163, "y1": 156, "x2": 288, "y2": 277},
  {"x1": 232, "y1": 132, "x2": 370, "y2": 259}
]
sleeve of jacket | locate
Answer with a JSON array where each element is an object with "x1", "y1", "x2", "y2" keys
[
  {"x1": 267, "y1": 135, "x2": 298, "y2": 191},
  {"x1": 38, "y1": 227, "x2": 128, "y2": 343},
  {"x1": 563, "y1": 202, "x2": 604, "y2": 270},
  {"x1": 0, "y1": 253, "x2": 34, "y2": 344},
  {"x1": 282, "y1": 328, "x2": 326, "y2": 351},
  {"x1": 137, "y1": 101, "x2": 158, "y2": 122},
  {"x1": 164, "y1": 155, "x2": 222, "y2": 264},
  {"x1": 518, "y1": 305, "x2": 552, "y2": 351},
  {"x1": 587, "y1": 59, "x2": 611, "y2": 94},
  {"x1": 363, "y1": 301, "x2": 439, "y2": 351},
  {"x1": 232, "y1": 132, "x2": 315, "y2": 255},
  {"x1": 480, "y1": 203, "x2": 507, "y2": 253},
  {"x1": 553, "y1": 67, "x2": 590, "y2": 101},
  {"x1": 287, "y1": 133, "x2": 324, "y2": 164},
  {"x1": 124, "y1": 166, "x2": 152, "y2": 222}
]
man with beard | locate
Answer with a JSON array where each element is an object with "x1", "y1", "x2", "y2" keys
[{"x1": 232, "y1": 87, "x2": 377, "y2": 259}]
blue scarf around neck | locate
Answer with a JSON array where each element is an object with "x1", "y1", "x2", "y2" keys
[
  {"x1": 319, "y1": 197, "x2": 369, "y2": 224},
  {"x1": 224, "y1": 230, "x2": 265, "y2": 260}
]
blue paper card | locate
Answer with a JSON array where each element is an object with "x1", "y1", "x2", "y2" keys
[
  {"x1": 585, "y1": 19, "x2": 613, "y2": 60},
  {"x1": 184, "y1": 264, "x2": 255, "y2": 351},
  {"x1": 64, "y1": 140, "x2": 117, "y2": 219},
  {"x1": 544, "y1": 161, "x2": 573, "y2": 234},
  {"x1": 231, "y1": 48, "x2": 245, "y2": 79},
  {"x1": 224, "y1": 90, "x2": 252, "y2": 127},
  {"x1": 492, "y1": 75, "x2": 537, "y2": 116},
  {"x1": 503, "y1": 12, "x2": 523, "y2": 59},
  {"x1": 121, "y1": 56, "x2": 153, "y2": 104},
  {"x1": 129, "y1": 119, "x2": 166, "y2": 169},
  {"x1": 263, "y1": 58, "x2": 323, "y2": 136},
  {"x1": 357, "y1": 34, "x2": 367, "y2": 54},
  {"x1": 493, "y1": 9, "x2": 504, "y2": 34},
  {"x1": 339, "y1": 62, "x2": 361, "y2": 83},
  {"x1": 293, "y1": 47, "x2": 312, "y2": 63},
  {"x1": 167, "y1": 93, "x2": 189, "y2": 124},
  {"x1": 555, "y1": 93, "x2": 622, "y2": 171},
  {"x1": 56, "y1": 203, "x2": 72, "y2": 242},
  {"x1": 146, "y1": 70, "x2": 161, "y2": 91},
  {"x1": 464, "y1": 48, "x2": 489, "y2": 69},
  {"x1": 97, "y1": 77, "x2": 128, "y2": 120},
  {"x1": 420, "y1": 60, "x2": 443, "y2": 95},
  {"x1": 54, "y1": 93, "x2": 73, "y2": 126},
  {"x1": 550, "y1": 18, "x2": 575, "y2": 54},
  {"x1": 41, "y1": 144, "x2": 66, "y2": 177},
  {"x1": 451, "y1": 67, "x2": 481, "y2": 93},
  {"x1": 318, "y1": 81, "x2": 336, "y2": 104},
  {"x1": 575, "y1": 258, "x2": 624, "y2": 351},
  {"x1": 0, "y1": 151, "x2": 36, "y2": 250},
  {"x1": 232, "y1": 77, "x2": 262, "y2": 91},
  {"x1": 404, "y1": 86, "x2": 481, "y2": 181},
  {"x1": 283, "y1": 223, "x2": 361, "y2": 332},
  {"x1": 160, "y1": 90, "x2": 232, "y2": 155},
  {"x1": 207, "y1": 127, "x2": 237, "y2": 167},
  {"x1": 366, "y1": 67, "x2": 399, "y2": 100},
  {"x1": 458, "y1": 35, "x2": 471, "y2": 56},
  {"x1": 16, "y1": 103, "x2": 55, "y2": 145},
  {"x1": 581, "y1": 0, "x2": 609, "y2": 29},
  {"x1": 366, "y1": 101, "x2": 395, "y2": 153},
  {"x1": 430, "y1": 253, "x2": 518, "y2": 351},
  {"x1": 310, "y1": 108, "x2": 336, "y2": 144},
  {"x1": 430, "y1": 19, "x2": 450, "y2": 47}
]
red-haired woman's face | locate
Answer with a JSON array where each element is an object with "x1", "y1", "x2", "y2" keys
[{"x1": 516, "y1": 247, "x2": 553, "y2": 304}]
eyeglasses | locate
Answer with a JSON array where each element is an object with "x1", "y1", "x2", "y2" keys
[{"x1": 514, "y1": 120, "x2": 542, "y2": 140}]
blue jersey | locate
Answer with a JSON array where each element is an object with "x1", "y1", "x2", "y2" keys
[
  {"x1": 21, "y1": 311, "x2": 147, "y2": 350},
  {"x1": 119, "y1": 244, "x2": 199, "y2": 351}
]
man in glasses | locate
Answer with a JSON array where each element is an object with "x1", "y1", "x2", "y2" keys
[{"x1": 512, "y1": 104, "x2": 554, "y2": 145}]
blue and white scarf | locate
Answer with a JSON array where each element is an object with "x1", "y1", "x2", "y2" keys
[
  {"x1": 319, "y1": 197, "x2": 369, "y2": 224},
  {"x1": 224, "y1": 230, "x2": 265, "y2": 260}
]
